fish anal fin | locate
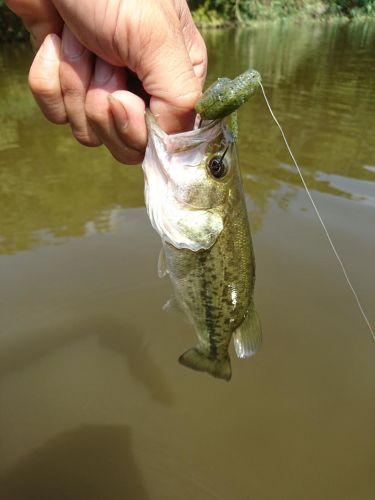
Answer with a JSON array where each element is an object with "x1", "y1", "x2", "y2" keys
[
  {"x1": 157, "y1": 247, "x2": 168, "y2": 278},
  {"x1": 179, "y1": 346, "x2": 231, "y2": 381},
  {"x1": 233, "y1": 302, "x2": 262, "y2": 359}
]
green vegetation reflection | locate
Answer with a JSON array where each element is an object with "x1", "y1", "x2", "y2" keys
[
  {"x1": 188, "y1": 0, "x2": 375, "y2": 27},
  {"x1": 0, "y1": 20, "x2": 374, "y2": 254},
  {"x1": 204, "y1": 21, "x2": 375, "y2": 228},
  {"x1": 0, "y1": 45, "x2": 144, "y2": 255},
  {"x1": 1, "y1": 0, "x2": 375, "y2": 43}
]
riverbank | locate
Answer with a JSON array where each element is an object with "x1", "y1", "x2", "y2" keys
[
  {"x1": 190, "y1": 1, "x2": 375, "y2": 28},
  {"x1": 0, "y1": 1, "x2": 28, "y2": 43},
  {"x1": 1, "y1": 0, "x2": 375, "y2": 42}
]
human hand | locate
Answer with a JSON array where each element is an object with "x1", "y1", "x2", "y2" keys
[{"x1": 5, "y1": 0, "x2": 207, "y2": 164}]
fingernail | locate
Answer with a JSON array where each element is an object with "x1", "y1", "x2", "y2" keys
[
  {"x1": 94, "y1": 58, "x2": 115, "y2": 85},
  {"x1": 62, "y1": 27, "x2": 84, "y2": 59},
  {"x1": 40, "y1": 34, "x2": 60, "y2": 61},
  {"x1": 108, "y1": 95, "x2": 129, "y2": 130}
]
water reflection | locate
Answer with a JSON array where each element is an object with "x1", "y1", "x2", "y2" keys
[
  {"x1": 0, "y1": 114, "x2": 144, "y2": 254},
  {"x1": 0, "y1": 43, "x2": 35, "y2": 123},
  {"x1": 0, "y1": 424, "x2": 150, "y2": 500},
  {"x1": 204, "y1": 20, "x2": 375, "y2": 227},
  {"x1": 1, "y1": 20, "x2": 375, "y2": 253},
  {"x1": 99, "y1": 319, "x2": 175, "y2": 405},
  {"x1": 0, "y1": 21, "x2": 374, "y2": 500},
  {"x1": 0, "y1": 45, "x2": 144, "y2": 254},
  {"x1": 0, "y1": 314, "x2": 174, "y2": 406}
]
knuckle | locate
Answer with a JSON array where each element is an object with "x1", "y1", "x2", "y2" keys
[
  {"x1": 61, "y1": 85, "x2": 83, "y2": 100},
  {"x1": 35, "y1": 97, "x2": 67, "y2": 124},
  {"x1": 72, "y1": 130, "x2": 102, "y2": 147},
  {"x1": 28, "y1": 73, "x2": 58, "y2": 100},
  {"x1": 46, "y1": 111, "x2": 67, "y2": 125},
  {"x1": 85, "y1": 102, "x2": 107, "y2": 125}
]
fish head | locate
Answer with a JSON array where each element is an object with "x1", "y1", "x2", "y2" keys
[{"x1": 143, "y1": 111, "x2": 239, "y2": 251}]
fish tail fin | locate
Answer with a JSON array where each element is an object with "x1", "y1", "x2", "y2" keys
[{"x1": 179, "y1": 346, "x2": 231, "y2": 381}]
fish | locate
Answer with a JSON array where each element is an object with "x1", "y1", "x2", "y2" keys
[{"x1": 142, "y1": 92, "x2": 262, "y2": 380}]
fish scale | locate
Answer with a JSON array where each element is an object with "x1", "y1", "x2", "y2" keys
[
  {"x1": 142, "y1": 70, "x2": 262, "y2": 380},
  {"x1": 159, "y1": 145, "x2": 256, "y2": 377}
]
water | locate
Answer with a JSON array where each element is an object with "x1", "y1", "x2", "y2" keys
[{"x1": 0, "y1": 19, "x2": 374, "y2": 500}]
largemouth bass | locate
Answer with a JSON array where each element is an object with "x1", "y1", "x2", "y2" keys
[{"x1": 142, "y1": 70, "x2": 262, "y2": 381}]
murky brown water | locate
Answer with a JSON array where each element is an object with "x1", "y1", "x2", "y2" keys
[{"x1": 0, "y1": 19, "x2": 374, "y2": 500}]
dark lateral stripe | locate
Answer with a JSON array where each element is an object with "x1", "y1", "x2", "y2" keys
[{"x1": 198, "y1": 252, "x2": 218, "y2": 358}]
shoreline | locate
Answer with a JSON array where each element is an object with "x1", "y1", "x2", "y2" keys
[
  {"x1": 1, "y1": 2, "x2": 375, "y2": 43},
  {"x1": 192, "y1": 13, "x2": 375, "y2": 30}
]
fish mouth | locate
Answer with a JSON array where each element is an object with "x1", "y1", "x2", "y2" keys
[{"x1": 145, "y1": 110, "x2": 225, "y2": 154}]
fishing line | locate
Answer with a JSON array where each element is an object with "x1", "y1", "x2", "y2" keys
[{"x1": 259, "y1": 82, "x2": 375, "y2": 342}]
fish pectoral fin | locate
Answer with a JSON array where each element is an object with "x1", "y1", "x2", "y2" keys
[
  {"x1": 175, "y1": 210, "x2": 223, "y2": 251},
  {"x1": 233, "y1": 301, "x2": 262, "y2": 359},
  {"x1": 179, "y1": 346, "x2": 231, "y2": 381},
  {"x1": 157, "y1": 247, "x2": 168, "y2": 278}
]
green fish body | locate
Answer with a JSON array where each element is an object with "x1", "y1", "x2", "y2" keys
[
  {"x1": 142, "y1": 70, "x2": 262, "y2": 381},
  {"x1": 161, "y1": 157, "x2": 259, "y2": 381}
]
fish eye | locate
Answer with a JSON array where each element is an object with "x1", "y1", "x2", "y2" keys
[{"x1": 207, "y1": 154, "x2": 228, "y2": 179}]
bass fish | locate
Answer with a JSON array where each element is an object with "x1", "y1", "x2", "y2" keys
[{"x1": 142, "y1": 70, "x2": 262, "y2": 381}]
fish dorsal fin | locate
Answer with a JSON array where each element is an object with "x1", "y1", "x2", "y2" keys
[
  {"x1": 233, "y1": 301, "x2": 262, "y2": 359},
  {"x1": 158, "y1": 247, "x2": 168, "y2": 278}
]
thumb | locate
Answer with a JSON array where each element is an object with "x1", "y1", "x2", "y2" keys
[
  {"x1": 130, "y1": 5, "x2": 203, "y2": 134},
  {"x1": 148, "y1": 60, "x2": 201, "y2": 134}
]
